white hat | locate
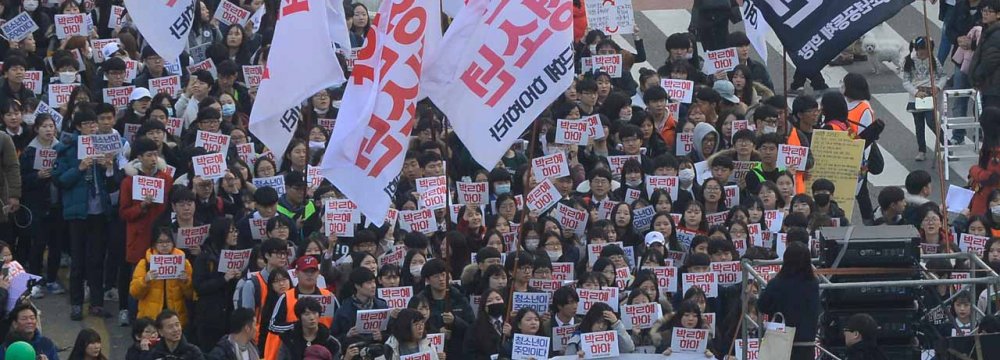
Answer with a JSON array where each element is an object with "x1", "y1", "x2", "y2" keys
[
  {"x1": 644, "y1": 231, "x2": 665, "y2": 246},
  {"x1": 101, "y1": 42, "x2": 121, "y2": 61},
  {"x1": 129, "y1": 87, "x2": 151, "y2": 101},
  {"x1": 713, "y1": 80, "x2": 741, "y2": 104}
]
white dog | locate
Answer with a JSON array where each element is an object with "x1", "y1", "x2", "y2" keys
[{"x1": 861, "y1": 23, "x2": 906, "y2": 74}]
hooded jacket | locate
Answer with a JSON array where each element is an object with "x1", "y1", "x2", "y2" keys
[
  {"x1": 130, "y1": 248, "x2": 196, "y2": 325},
  {"x1": 52, "y1": 131, "x2": 120, "y2": 220},
  {"x1": 143, "y1": 335, "x2": 204, "y2": 360},
  {"x1": 691, "y1": 122, "x2": 720, "y2": 163},
  {"x1": 120, "y1": 157, "x2": 174, "y2": 263}
]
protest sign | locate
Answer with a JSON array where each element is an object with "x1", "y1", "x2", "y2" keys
[
  {"x1": 90, "y1": 38, "x2": 120, "y2": 63},
  {"x1": 552, "y1": 262, "x2": 574, "y2": 281},
  {"x1": 584, "y1": 114, "x2": 606, "y2": 140},
  {"x1": 552, "y1": 325, "x2": 576, "y2": 352},
  {"x1": 195, "y1": 130, "x2": 231, "y2": 156},
  {"x1": 592, "y1": 54, "x2": 623, "y2": 78},
  {"x1": 242, "y1": 65, "x2": 264, "y2": 88},
  {"x1": 553, "y1": 203, "x2": 588, "y2": 235},
  {"x1": 400, "y1": 352, "x2": 432, "y2": 360},
  {"x1": 34, "y1": 101, "x2": 63, "y2": 129},
  {"x1": 587, "y1": 242, "x2": 624, "y2": 266},
  {"x1": 764, "y1": 210, "x2": 784, "y2": 235},
  {"x1": 217, "y1": 249, "x2": 252, "y2": 273},
  {"x1": 298, "y1": 294, "x2": 336, "y2": 317},
  {"x1": 213, "y1": 0, "x2": 251, "y2": 26},
  {"x1": 661, "y1": 79, "x2": 694, "y2": 103},
  {"x1": 527, "y1": 279, "x2": 563, "y2": 293},
  {"x1": 248, "y1": 214, "x2": 267, "y2": 240},
  {"x1": 777, "y1": 144, "x2": 808, "y2": 171},
  {"x1": 377, "y1": 286, "x2": 413, "y2": 309},
  {"x1": 608, "y1": 155, "x2": 640, "y2": 176},
  {"x1": 175, "y1": 225, "x2": 209, "y2": 249},
  {"x1": 165, "y1": 117, "x2": 183, "y2": 137},
  {"x1": 427, "y1": 333, "x2": 445, "y2": 353},
  {"x1": 324, "y1": 212, "x2": 355, "y2": 237},
  {"x1": 55, "y1": 14, "x2": 87, "y2": 39},
  {"x1": 632, "y1": 205, "x2": 655, "y2": 232},
  {"x1": 4, "y1": 262, "x2": 40, "y2": 311},
  {"x1": 102, "y1": 85, "x2": 134, "y2": 110},
  {"x1": 555, "y1": 118, "x2": 588, "y2": 145},
  {"x1": 21, "y1": 70, "x2": 42, "y2": 95},
  {"x1": 317, "y1": 118, "x2": 336, "y2": 133},
  {"x1": 583, "y1": 0, "x2": 634, "y2": 35},
  {"x1": 2, "y1": 12, "x2": 39, "y2": 42},
  {"x1": 378, "y1": 246, "x2": 406, "y2": 267},
  {"x1": 252, "y1": 175, "x2": 286, "y2": 196},
  {"x1": 946, "y1": 185, "x2": 975, "y2": 214},
  {"x1": 959, "y1": 233, "x2": 989, "y2": 256},
  {"x1": 149, "y1": 254, "x2": 185, "y2": 280},
  {"x1": 735, "y1": 338, "x2": 760, "y2": 360},
  {"x1": 580, "y1": 330, "x2": 619, "y2": 359},
  {"x1": 149, "y1": 75, "x2": 181, "y2": 97},
  {"x1": 671, "y1": 328, "x2": 709, "y2": 354},
  {"x1": 187, "y1": 58, "x2": 218, "y2": 79},
  {"x1": 236, "y1": 143, "x2": 255, "y2": 165},
  {"x1": 748, "y1": 223, "x2": 765, "y2": 248},
  {"x1": 307, "y1": 165, "x2": 322, "y2": 189},
  {"x1": 192, "y1": 153, "x2": 226, "y2": 180},
  {"x1": 676, "y1": 228, "x2": 697, "y2": 249},
  {"x1": 625, "y1": 188, "x2": 641, "y2": 205},
  {"x1": 645, "y1": 175, "x2": 679, "y2": 200},
  {"x1": 711, "y1": 261, "x2": 741, "y2": 286},
  {"x1": 650, "y1": 266, "x2": 678, "y2": 294},
  {"x1": 577, "y1": 288, "x2": 617, "y2": 315},
  {"x1": 706, "y1": 211, "x2": 727, "y2": 227},
  {"x1": 416, "y1": 176, "x2": 447, "y2": 210},
  {"x1": 622, "y1": 303, "x2": 662, "y2": 329},
  {"x1": 682, "y1": 272, "x2": 718, "y2": 298},
  {"x1": 456, "y1": 181, "x2": 488, "y2": 205},
  {"x1": 108, "y1": 5, "x2": 126, "y2": 28},
  {"x1": 77, "y1": 133, "x2": 122, "y2": 159},
  {"x1": 526, "y1": 178, "x2": 560, "y2": 213},
  {"x1": 512, "y1": 334, "x2": 550, "y2": 360},
  {"x1": 355, "y1": 309, "x2": 391, "y2": 334},
  {"x1": 399, "y1": 208, "x2": 437, "y2": 234},
  {"x1": 807, "y1": 130, "x2": 865, "y2": 219},
  {"x1": 33, "y1": 148, "x2": 56, "y2": 171},
  {"x1": 676, "y1": 132, "x2": 694, "y2": 156},
  {"x1": 131, "y1": 175, "x2": 166, "y2": 203},
  {"x1": 512, "y1": 292, "x2": 550, "y2": 314},
  {"x1": 702, "y1": 47, "x2": 738, "y2": 75},
  {"x1": 724, "y1": 185, "x2": 740, "y2": 209},
  {"x1": 531, "y1": 153, "x2": 570, "y2": 181}
]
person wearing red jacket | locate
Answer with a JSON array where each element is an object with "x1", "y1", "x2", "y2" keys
[{"x1": 970, "y1": 107, "x2": 1000, "y2": 215}]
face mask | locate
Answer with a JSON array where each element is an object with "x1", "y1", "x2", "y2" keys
[
  {"x1": 763, "y1": 125, "x2": 777, "y2": 134},
  {"x1": 309, "y1": 141, "x2": 325, "y2": 150},
  {"x1": 487, "y1": 303, "x2": 505, "y2": 317},
  {"x1": 679, "y1": 168, "x2": 695, "y2": 184},
  {"x1": 222, "y1": 104, "x2": 237, "y2": 117},
  {"x1": 21, "y1": 113, "x2": 35, "y2": 126},
  {"x1": 167, "y1": 107, "x2": 175, "y2": 117},
  {"x1": 525, "y1": 238, "x2": 540, "y2": 251},
  {"x1": 495, "y1": 183, "x2": 511, "y2": 195},
  {"x1": 409, "y1": 265, "x2": 422, "y2": 277},
  {"x1": 620, "y1": 113, "x2": 632, "y2": 122},
  {"x1": 991, "y1": 205, "x2": 1000, "y2": 216},
  {"x1": 814, "y1": 193, "x2": 831, "y2": 207},
  {"x1": 589, "y1": 45, "x2": 597, "y2": 54},
  {"x1": 23, "y1": 0, "x2": 38, "y2": 11},
  {"x1": 626, "y1": 179, "x2": 642, "y2": 188},
  {"x1": 59, "y1": 72, "x2": 77, "y2": 84},
  {"x1": 547, "y1": 250, "x2": 562, "y2": 261}
]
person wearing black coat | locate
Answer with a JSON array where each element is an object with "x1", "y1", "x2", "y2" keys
[
  {"x1": 205, "y1": 308, "x2": 261, "y2": 360},
  {"x1": 143, "y1": 310, "x2": 205, "y2": 360},
  {"x1": 193, "y1": 217, "x2": 246, "y2": 351},
  {"x1": 462, "y1": 289, "x2": 505, "y2": 360},
  {"x1": 842, "y1": 313, "x2": 889, "y2": 360},
  {"x1": 758, "y1": 242, "x2": 819, "y2": 360}
]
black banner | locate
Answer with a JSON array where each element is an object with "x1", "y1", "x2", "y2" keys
[{"x1": 752, "y1": 0, "x2": 915, "y2": 75}]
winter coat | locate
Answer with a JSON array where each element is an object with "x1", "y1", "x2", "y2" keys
[
  {"x1": 564, "y1": 320, "x2": 636, "y2": 355},
  {"x1": 691, "y1": 122, "x2": 720, "y2": 163},
  {"x1": 970, "y1": 23, "x2": 1000, "y2": 96},
  {"x1": 193, "y1": 245, "x2": 241, "y2": 334},
  {"x1": 844, "y1": 340, "x2": 889, "y2": 360},
  {"x1": 0, "y1": 330, "x2": 59, "y2": 360},
  {"x1": 131, "y1": 248, "x2": 197, "y2": 326},
  {"x1": 276, "y1": 324, "x2": 341, "y2": 360},
  {"x1": 384, "y1": 335, "x2": 440, "y2": 360},
  {"x1": 19, "y1": 137, "x2": 56, "y2": 220},
  {"x1": 758, "y1": 272, "x2": 820, "y2": 359},
  {"x1": 52, "y1": 131, "x2": 121, "y2": 220},
  {"x1": 120, "y1": 157, "x2": 174, "y2": 263},
  {"x1": 970, "y1": 146, "x2": 1000, "y2": 215},
  {"x1": 331, "y1": 295, "x2": 388, "y2": 342},
  {"x1": 0, "y1": 131, "x2": 22, "y2": 224},
  {"x1": 205, "y1": 335, "x2": 260, "y2": 360},
  {"x1": 142, "y1": 336, "x2": 204, "y2": 360}
]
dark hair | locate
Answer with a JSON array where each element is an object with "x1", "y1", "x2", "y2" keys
[
  {"x1": 821, "y1": 92, "x2": 849, "y2": 121},
  {"x1": 877, "y1": 186, "x2": 905, "y2": 210},
  {"x1": 550, "y1": 286, "x2": 581, "y2": 314},
  {"x1": 207, "y1": 216, "x2": 236, "y2": 252},
  {"x1": 578, "y1": 302, "x2": 614, "y2": 333},
  {"x1": 293, "y1": 296, "x2": 323, "y2": 318},
  {"x1": 131, "y1": 317, "x2": 156, "y2": 341},
  {"x1": 642, "y1": 85, "x2": 669, "y2": 104},
  {"x1": 155, "y1": 309, "x2": 180, "y2": 329},
  {"x1": 791, "y1": 95, "x2": 819, "y2": 117},
  {"x1": 391, "y1": 308, "x2": 427, "y2": 342},
  {"x1": 511, "y1": 307, "x2": 543, "y2": 335},
  {"x1": 842, "y1": 73, "x2": 871, "y2": 101},
  {"x1": 903, "y1": 36, "x2": 937, "y2": 74},
  {"x1": 229, "y1": 308, "x2": 256, "y2": 334},
  {"x1": 69, "y1": 328, "x2": 106, "y2": 360},
  {"x1": 905, "y1": 170, "x2": 932, "y2": 195},
  {"x1": 776, "y1": 241, "x2": 814, "y2": 279}
]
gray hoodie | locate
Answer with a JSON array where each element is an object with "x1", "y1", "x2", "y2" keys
[{"x1": 691, "y1": 122, "x2": 720, "y2": 162}]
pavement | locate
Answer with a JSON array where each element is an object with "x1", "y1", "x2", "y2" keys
[{"x1": 32, "y1": 1, "x2": 973, "y2": 358}]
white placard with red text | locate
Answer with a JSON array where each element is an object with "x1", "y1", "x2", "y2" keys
[
  {"x1": 580, "y1": 330, "x2": 620, "y2": 359},
  {"x1": 377, "y1": 286, "x2": 413, "y2": 309},
  {"x1": 531, "y1": 153, "x2": 570, "y2": 181},
  {"x1": 676, "y1": 132, "x2": 694, "y2": 156},
  {"x1": 710, "y1": 261, "x2": 741, "y2": 286},
  {"x1": 355, "y1": 308, "x2": 392, "y2": 334},
  {"x1": 103, "y1": 85, "x2": 135, "y2": 111},
  {"x1": 131, "y1": 175, "x2": 165, "y2": 203},
  {"x1": 661, "y1": 79, "x2": 694, "y2": 103},
  {"x1": 242, "y1": 65, "x2": 264, "y2": 88},
  {"x1": 777, "y1": 144, "x2": 808, "y2": 171},
  {"x1": 456, "y1": 181, "x2": 488, "y2": 205},
  {"x1": 217, "y1": 249, "x2": 252, "y2": 273},
  {"x1": 651, "y1": 266, "x2": 678, "y2": 294},
  {"x1": 584, "y1": 114, "x2": 606, "y2": 140},
  {"x1": 555, "y1": 118, "x2": 588, "y2": 145},
  {"x1": 576, "y1": 288, "x2": 618, "y2": 315},
  {"x1": 608, "y1": 155, "x2": 640, "y2": 177},
  {"x1": 213, "y1": 0, "x2": 251, "y2": 26},
  {"x1": 149, "y1": 76, "x2": 181, "y2": 98},
  {"x1": 148, "y1": 254, "x2": 185, "y2": 280},
  {"x1": 682, "y1": 272, "x2": 718, "y2": 298},
  {"x1": 398, "y1": 208, "x2": 437, "y2": 234},
  {"x1": 195, "y1": 130, "x2": 231, "y2": 156},
  {"x1": 21, "y1": 71, "x2": 42, "y2": 95},
  {"x1": 175, "y1": 225, "x2": 210, "y2": 249},
  {"x1": 192, "y1": 153, "x2": 226, "y2": 180},
  {"x1": 526, "y1": 178, "x2": 561, "y2": 213},
  {"x1": 54, "y1": 14, "x2": 88, "y2": 39},
  {"x1": 552, "y1": 202, "x2": 588, "y2": 235},
  {"x1": 959, "y1": 233, "x2": 989, "y2": 256},
  {"x1": 671, "y1": 327, "x2": 709, "y2": 354},
  {"x1": 33, "y1": 148, "x2": 56, "y2": 170},
  {"x1": 622, "y1": 303, "x2": 662, "y2": 329},
  {"x1": 645, "y1": 175, "x2": 679, "y2": 200},
  {"x1": 702, "y1": 47, "x2": 739, "y2": 75}
]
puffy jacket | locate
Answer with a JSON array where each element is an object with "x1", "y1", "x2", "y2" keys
[
  {"x1": 120, "y1": 157, "x2": 174, "y2": 263},
  {"x1": 971, "y1": 23, "x2": 1000, "y2": 96},
  {"x1": 130, "y1": 248, "x2": 196, "y2": 326},
  {"x1": 52, "y1": 132, "x2": 121, "y2": 220},
  {"x1": 193, "y1": 245, "x2": 241, "y2": 335}
]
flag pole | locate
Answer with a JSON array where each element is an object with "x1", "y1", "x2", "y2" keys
[{"x1": 922, "y1": 0, "x2": 953, "y2": 247}]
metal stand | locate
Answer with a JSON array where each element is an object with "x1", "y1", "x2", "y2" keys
[
  {"x1": 942, "y1": 89, "x2": 982, "y2": 180},
  {"x1": 739, "y1": 253, "x2": 1000, "y2": 360}
]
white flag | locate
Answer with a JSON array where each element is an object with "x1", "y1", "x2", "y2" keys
[
  {"x1": 320, "y1": 0, "x2": 440, "y2": 227},
  {"x1": 124, "y1": 0, "x2": 194, "y2": 62},
  {"x1": 742, "y1": 0, "x2": 769, "y2": 65},
  {"x1": 326, "y1": 0, "x2": 352, "y2": 52},
  {"x1": 249, "y1": 0, "x2": 346, "y2": 168},
  {"x1": 420, "y1": 0, "x2": 575, "y2": 168}
]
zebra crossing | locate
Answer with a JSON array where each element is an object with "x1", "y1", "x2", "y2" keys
[{"x1": 614, "y1": 3, "x2": 975, "y2": 192}]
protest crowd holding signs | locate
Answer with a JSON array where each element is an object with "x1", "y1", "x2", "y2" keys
[{"x1": 0, "y1": 0, "x2": 995, "y2": 359}]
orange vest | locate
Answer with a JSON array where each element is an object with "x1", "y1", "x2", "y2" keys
[
  {"x1": 263, "y1": 287, "x2": 334, "y2": 360},
  {"x1": 252, "y1": 272, "x2": 268, "y2": 346},
  {"x1": 847, "y1": 101, "x2": 873, "y2": 137},
  {"x1": 656, "y1": 113, "x2": 677, "y2": 149},
  {"x1": 787, "y1": 129, "x2": 806, "y2": 195}
]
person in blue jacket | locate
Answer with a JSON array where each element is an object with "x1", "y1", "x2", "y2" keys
[
  {"x1": 332, "y1": 267, "x2": 388, "y2": 344},
  {"x1": 0, "y1": 304, "x2": 59, "y2": 360}
]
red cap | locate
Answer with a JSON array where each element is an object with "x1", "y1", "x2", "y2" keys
[{"x1": 294, "y1": 256, "x2": 320, "y2": 271}]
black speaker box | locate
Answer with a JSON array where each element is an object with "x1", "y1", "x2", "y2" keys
[
  {"x1": 822, "y1": 273, "x2": 921, "y2": 307},
  {"x1": 819, "y1": 226, "x2": 921, "y2": 268},
  {"x1": 821, "y1": 307, "x2": 919, "y2": 346}
]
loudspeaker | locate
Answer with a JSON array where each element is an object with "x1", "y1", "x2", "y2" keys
[
  {"x1": 822, "y1": 273, "x2": 921, "y2": 307},
  {"x1": 821, "y1": 307, "x2": 919, "y2": 346},
  {"x1": 819, "y1": 226, "x2": 921, "y2": 268},
  {"x1": 820, "y1": 345, "x2": 921, "y2": 360}
]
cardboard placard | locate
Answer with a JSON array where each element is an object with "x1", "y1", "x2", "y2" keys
[
  {"x1": 108, "y1": 5, "x2": 126, "y2": 29},
  {"x1": 77, "y1": 133, "x2": 122, "y2": 159},
  {"x1": 54, "y1": 14, "x2": 87, "y2": 39},
  {"x1": 512, "y1": 334, "x2": 550, "y2": 360},
  {"x1": 242, "y1": 65, "x2": 264, "y2": 88},
  {"x1": 777, "y1": 144, "x2": 808, "y2": 171},
  {"x1": 165, "y1": 117, "x2": 183, "y2": 137},
  {"x1": 248, "y1": 215, "x2": 267, "y2": 240},
  {"x1": 710, "y1": 261, "x2": 740, "y2": 286},
  {"x1": 592, "y1": 54, "x2": 622, "y2": 78},
  {"x1": 552, "y1": 325, "x2": 575, "y2": 352},
  {"x1": 378, "y1": 246, "x2": 406, "y2": 267},
  {"x1": 148, "y1": 254, "x2": 185, "y2": 280},
  {"x1": 650, "y1": 266, "x2": 678, "y2": 294},
  {"x1": 175, "y1": 225, "x2": 210, "y2": 249},
  {"x1": 645, "y1": 175, "x2": 678, "y2": 200},
  {"x1": 195, "y1": 130, "x2": 231, "y2": 156},
  {"x1": 377, "y1": 286, "x2": 413, "y2": 309},
  {"x1": 576, "y1": 288, "x2": 617, "y2": 315},
  {"x1": 427, "y1": 333, "x2": 445, "y2": 353},
  {"x1": 213, "y1": 0, "x2": 251, "y2": 26},
  {"x1": 21, "y1": 70, "x2": 42, "y2": 95},
  {"x1": 702, "y1": 47, "x2": 739, "y2": 75},
  {"x1": 33, "y1": 148, "x2": 56, "y2": 170},
  {"x1": 324, "y1": 198, "x2": 360, "y2": 223},
  {"x1": 131, "y1": 175, "x2": 166, "y2": 203},
  {"x1": 682, "y1": 272, "x2": 718, "y2": 298},
  {"x1": 102, "y1": 85, "x2": 134, "y2": 110},
  {"x1": 584, "y1": 114, "x2": 606, "y2": 140},
  {"x1": 149, "y1": 75, "x2": 181, "y2": 98},
  {"x1": 608, "y1": 155, "x2": 640, "y2": 177},
  {"x1": 355, "y1": 308, "x2": 392, "y2": 334},
  {"x1": 324, "y1": 212, "x2": 355, "y2": 237},
  {"x1": 580, "y1": 330, "x2": 619, "y2": 358},
  {"x1": 297, "y1": 294, "x2": 336, "y2": 317},
  {"x1": 90, "y1": 38, "x2": 120, "y2": 63},
  {"x1": 552, "y1": 202, "x2": 588, "y2": 235},
  {"x1": 552, "y1": 262, "x2": 574, "y2": 281},
  {"x1": 398, "y1": 208, "x2": 437, "y2": 234},
  {"x1": 416, "y1": 176, "x2": 447, "y2": 210},
  {"x1": 676, "y1": 132, "x2": 694, "y2": 156},
  {"x1": 456, "y1": 181, "x2": 488, "y2": 205},
  {"x1": 217, "y1": 248, "x2": 252, "y2": 273},
  {"x1": 631, "y1": 205, "x2": 655, "y2": 232},
  {"x1": 531, "y1": 152, "x2": 569, "y2": 181},
  {"x1": 187, "y1": 58, "x2": 218, "y2": 79},
  {"x1": 526, "y1": 178, "x2": 560, "y2": 213},
  {"x1": 555, "y1": 118, "x2": 588, "y2": 145},
  {"x1": 660, "y1": 79, "x2": 694, "y2": 103},
  {"x1": 959, "y1": 233, "x2": 989, "y2": 256},
  {"x1": 192, "y1": 153, "x2": 226, "y2": 180},
  {"x1": 670, "y1": 327, "x2": 709, "y2": 353}
]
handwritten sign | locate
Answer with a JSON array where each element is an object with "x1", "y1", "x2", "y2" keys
[
  {"x1": 102, "y1": 85, "x2": 134, "y2": 110},
  {"x1": 512, "y1": 334, "x2": 550, "y2": 360},
  {"x1": 2, "y1": 12, "x2": 39, "y2": 42},
  {"x1": 576, "y1": 288, "x2": 617, "y2": 315},
  {"x1": 131, "y1": 175, "x2": 165, "y2": 203},
  {"x1": 192, "y1": 153, "x2": 226, "y2": 180},
  {"x1": 33, "y1": 148, "x2": 56, "y2": 170},
  {"x1": 175, "y1": 225, "x2": 210, "y2": 249},
  {"x1": 622, "y1": 303, "x2": 662, "y2": 329},
  {"x1": 399, "y1": 208, "x2": 437, "y2": 234},
  {"x1": 531, "y1": 153, "x2": 569, "y2": 181},
  {"x1": 149, "y1": 75, "x2": 181, "y2": 98},
  {"x1": 77, "y1": 133, "x2": 122, "y2": 159},
  {"x1": 217, "y1": 249, "x2": 252, "y2": 273},
  {"x1": 213, "y1": 0, "x2": 251, "y2": 26},
  {"x1": 682, "y1": 272, "x2": 718, "y2": 298},
  {"x1": 710, "y1": 261, "x2": 740, "y2": 286},
  {"x1": 526, "y1": 178, "x2": 561, "y2": 213},
  {"x1": 807, "y1": 129, "x2": 865, "y2": 219},
  {"x1": 555, "y1": 118, "x2": 588, "y2": 145},
  {"x1": 252, "y1": 175, "x2": 286, "y2": 196},
  {"x1": 661, "y1": 79, "x2": 694, "y2": 103},
  {"x1": 702, "y1": 47, "x2": 739, "y2": 75},
  {"x1": 580, "y1": 330, "x2": 619, "y2": 359},
  {"x1": 54, "y1": 14, "x2": 87, "y2": 39},
  {"x1": 377, "y1": 286, "x2": 413, "y2": 309},
  {"x1": 651, "y1": 266, "x2": 678, "y2": 295},
  {"x1": 777, "y1": 144, "x2": 808, "y2": 171},
  {"x1": 676, "y1": 132, "x2": 694, "y2": 156},
  {"x1": 149, "y1": 254, "x2": 185, "y2": 280},
  {"x1": 242, "y1": 65, "x2": 264, "y2": 88},
  {"x1": 355, "y1": 308, "x2": 392, "y2": 334},
  {"x1": 671, "y1": 327, "x2": 709, "y2": 353},
  {"x1": 195, "y1": 130, "x2": 231, "y2": 156},
  {"x1": 21, "y1": 70, "x2": 42, "y2": 95},
  {"x1": 512, "y1": 292, "x2": 550, "y2": 313}
]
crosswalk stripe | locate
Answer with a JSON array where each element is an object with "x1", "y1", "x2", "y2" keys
[
  {"x1": 642, "y1": 9, "x2": 694, "y2": 43},
  {"x1": 910, "y1": 1, "x2": 945, "y2": 30}
]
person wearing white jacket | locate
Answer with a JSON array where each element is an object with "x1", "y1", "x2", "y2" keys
[
  {"x1": 902, "y1": 36, "x2": 950, "y2": 161},
  {"x1": 384, "y1": 308, "x2": 442, "y2": 360},
  {"x1": 564, "y1": 302, "x2": 636, "y2": 356}
]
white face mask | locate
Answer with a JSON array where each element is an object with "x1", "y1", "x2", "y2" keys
[
  {"x1": 308, "y1": 141, "x2": 325, "y2": 150},
  {"x1": 23, "y1": 0, "x2": 38, "y2": 11},
  {"x1": 547, "y1": 250, "x2": 562, "y2": 261},
  {"x1": 626, "y1": 179, "x2": 642, "y2": 188},
  {"x1": 991, "y1": 205, "x2": 1000, "y2": 216},
  {"x1": 679, "y1": 168, "x2": 695, "y2": 184},
  {"x1": 59, "y1": 72, "x2": 77, "y2": 84},
  {"x1": 21, "y1": 113, "x2": 35, "y2": 126},
  {"x1": 589, "y1": 45, "x2": 597, "y2": 54},
  {"x1": 409, "y1": 265, "x2": 422, "y2": 277},
  {"x1": 763, "y1": 125, "x2": 778, "y2": 134},
  {"x1": 525, "y1": 238, "x2": 540, "y2": 251}
]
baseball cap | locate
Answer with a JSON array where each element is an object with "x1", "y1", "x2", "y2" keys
[
  {"x1": 303, "y1": 345, "x2": 333, "y2": 360},
  {"x1": 645, "y1": 231, "x2": 666, "y2": 247},
  {"x1": 101, "y1": 42, "x2": 121, "y2": 60},
  {"x1": 713, "y1": 80, "x2": 741, "y2": 104},
  {"x1": 294, "y1": 256, "x2": 320, "y2": 272},
  {"x1": 129, "y1": 87, "x2": 152, "y2": 101}
]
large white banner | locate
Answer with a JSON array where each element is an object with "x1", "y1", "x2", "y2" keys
[
  {"x1": 321, "y1": 0, "x2": 441, "y2": 227},
  {"x1": 742, "y1": 0, "x2": 769, "y2": 65},
  {"x1": 326, "y1": 0, "x2": 352, "y2": 52},
  {"x1": 249, "y1": 0, "x2": 346, "y2": 168},
  {"x1": 124, "y1": 0, "x2": 194, "y2": 62},
  {"x1": 421, "y1": 0, "x2": 575, "y2": 168}
]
